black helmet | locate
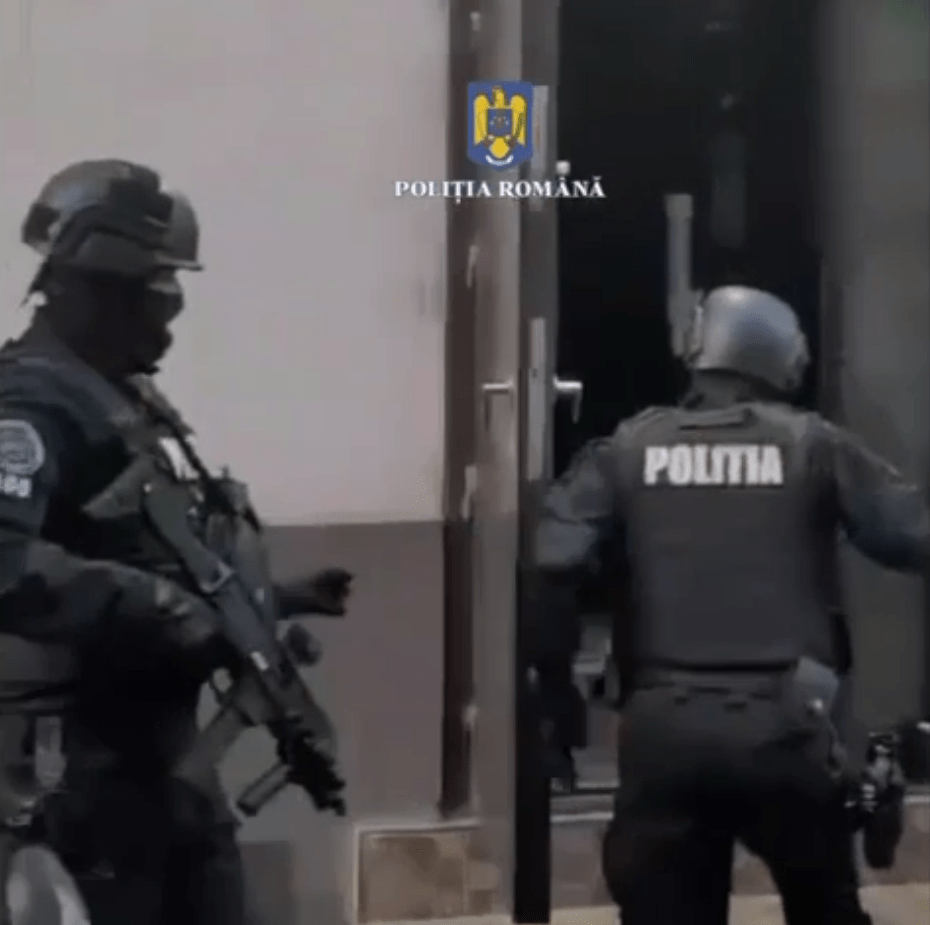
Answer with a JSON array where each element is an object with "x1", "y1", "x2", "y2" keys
[
  {"x1": 21, "y1": 159, "x2": 202, "y2": 278},
  {"x1": 689, "y1": 286, "x2": 809, "y2": 393}
]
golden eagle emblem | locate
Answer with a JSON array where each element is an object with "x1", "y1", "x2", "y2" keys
[{"x1": 467, "y1": 81, "x2": 534, "y2": 170}]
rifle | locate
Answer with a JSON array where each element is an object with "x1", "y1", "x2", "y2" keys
[{"x1": 83, "y1": 456, "x2": 346, "y2": 818}]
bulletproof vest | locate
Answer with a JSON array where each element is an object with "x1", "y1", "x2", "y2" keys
[
  {"x1": 617, "y1": 403, "x2": 839, "y2": 670},
  {"x1": 0, "y1": 341, "x2": 269, "y2": 597},
  {"x1": 0, "y1": 341, "x2": 192, "y2": 580},
  {"x1": 0, "y1": 341, "x2": 276, "y2": 709}
]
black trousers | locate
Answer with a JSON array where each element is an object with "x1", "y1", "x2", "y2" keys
[
  {"x1": 602, "y1": 682, "x2": 873, "y2": 925},
  {"x1": 48, "y1": 770, "x2": 247, "y2": 925}
]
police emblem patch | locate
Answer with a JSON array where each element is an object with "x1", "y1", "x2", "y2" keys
[
  {"x1": 0, "y1": 420, "x2": 45, "y2": 476},
  {"x1": 0, "y1": 420, "x2": 44, "y2": 500}
]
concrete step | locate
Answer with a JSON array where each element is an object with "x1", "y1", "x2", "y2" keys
[
  {"x1": 355, "y1": 800, "x2": 929, "y2": 922},
  {"x1": 376, "y1": 884, "x2": 930, "y2": 924}
]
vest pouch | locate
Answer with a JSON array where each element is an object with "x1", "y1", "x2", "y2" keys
[
  {"x1": 83, "y1": 456, "x2": 159, "y2": 524},
  {"x1": 81, "y1": 456, "x2": 201, "y2": 583},
  {"x1": 775, "y1": 658, "x2": 851, "y2": 795},
  {"x1": 0, "y1": 639, "x2": 77, "y2": 718},
  {"x1": 780, "y1": 658, "x2": 839, "y2": 731}
]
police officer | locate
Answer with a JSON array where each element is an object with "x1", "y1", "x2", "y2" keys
[
  {"x1": 534, "y1": 286, "x2": 929, "y2": 925},
  {"x1": 0, "y1": 160, "x2": 352, "y2": 924}
]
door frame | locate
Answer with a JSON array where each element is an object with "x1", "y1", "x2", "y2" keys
[
  {"x1": 440, "y1": 0, "x2": 563, "y2": 824},
  {"x1": 440, "y1": 1, "x2": 562, "y2": 920},
  {"x1": 514, "y1": 2, "x2": 561, "y2": 922},
  {"x1": 439, "y1": 0, "x2": 481, "y2": 819}
]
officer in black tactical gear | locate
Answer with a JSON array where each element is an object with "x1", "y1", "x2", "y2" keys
[
  {"x1": 534, "y1": 286, "x2": 929, "y2": 925},
  {"x1": 0, "y1": 160, "x2": 352, "y2": 924}
]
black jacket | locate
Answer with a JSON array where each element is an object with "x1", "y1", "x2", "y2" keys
[{"x1": 0, "y1": 323, "x2": 241, "y2": 767}]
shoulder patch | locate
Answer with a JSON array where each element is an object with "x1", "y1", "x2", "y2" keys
[{"x1": 0, "y1": 419, "x2": 46, "y2": 476}]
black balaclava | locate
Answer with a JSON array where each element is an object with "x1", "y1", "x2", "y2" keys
[{"x1": 29, "y1": 263, "x2": 184, "y2": 378}]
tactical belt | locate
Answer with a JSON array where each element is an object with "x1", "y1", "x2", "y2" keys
[
  {"x1": 636, "y1": 666, "x2": 787, "y2": 699},
  {"x1": 639, "y1": 660, "x2": 843, "y2": 714}
]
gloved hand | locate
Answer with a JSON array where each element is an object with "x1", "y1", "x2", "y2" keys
[
  {"x1": 541, "y1": 733, "x2": 578, "y2": 794},
  {"x1": 116, "y1": 570, "x2": 221, "y2": 650},
  {"x1": 275, "y1": 568, "x2": 354, "y2": 618},
  {"x1": 533, "y1": 659, "x2": 586, "y2": 793}
]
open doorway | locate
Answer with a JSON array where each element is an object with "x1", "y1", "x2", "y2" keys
[{"x1": 554, "y1": 0, "x2": 824, "y2": 790}]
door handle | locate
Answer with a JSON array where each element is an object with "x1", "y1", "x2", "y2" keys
[
  {"x1": 553, "y1": 377, "x2": 583, "y2": 422},
  {"x1": 482, "y1": 379, "x2": 515, "y2": 398},
  {"x1": 481, "y1": 379, "x2": 515, "y2": 427}
]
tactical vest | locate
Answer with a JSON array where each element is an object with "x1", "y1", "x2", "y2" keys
[
  {"x1": 617, "y1": 403, "x2": 839, "y2": 670},
  {"x1": 0, "y1": 342, "x2": 196, "y2": 579},
  {"x1": 0, "y1": 341, "x2": 276, "y2": 739},
  {"x1": 0, "y1": 342, "x2": 273, "y2": 612}
]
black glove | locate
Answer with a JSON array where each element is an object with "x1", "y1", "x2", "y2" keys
[
  {"x1": 276, "y1": 568, "x2": 353, "y2": 618},
  {"x1": 115, "y1": 570, "x2": 221, "y2": 650},
  {"x1": 541, "y1": 732, "x2": 579, "y2": 794},
  {"x1": 534, "y1": 659, "x2": 586, "y2": 793}
]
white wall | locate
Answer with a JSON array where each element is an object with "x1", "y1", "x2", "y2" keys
[{"x1": 0, "y1": 0, "x2": 448, "y2": 526}]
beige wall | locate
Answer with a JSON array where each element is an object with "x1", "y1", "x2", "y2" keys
[
  {"x1": 1, "y1": 3, "x2": 451, "y2": 921},
  {"x1": 0, "y1": 0, "x2": 448, "y2": 526}
]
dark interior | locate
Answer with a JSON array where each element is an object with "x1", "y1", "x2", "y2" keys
[
  {"x1": 552, "y1": 4, "x2": 825, "y2": 785},
  {"x1": 554, "y1": 0, "x2": 822, "y2": 475},
  {"x1": 547, "y1": 2, "x2": 930, "y2": 795}
]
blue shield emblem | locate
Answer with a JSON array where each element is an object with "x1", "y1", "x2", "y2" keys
[{"x1": 467, "y1": 81, "x2": 534, "y2": 171}]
